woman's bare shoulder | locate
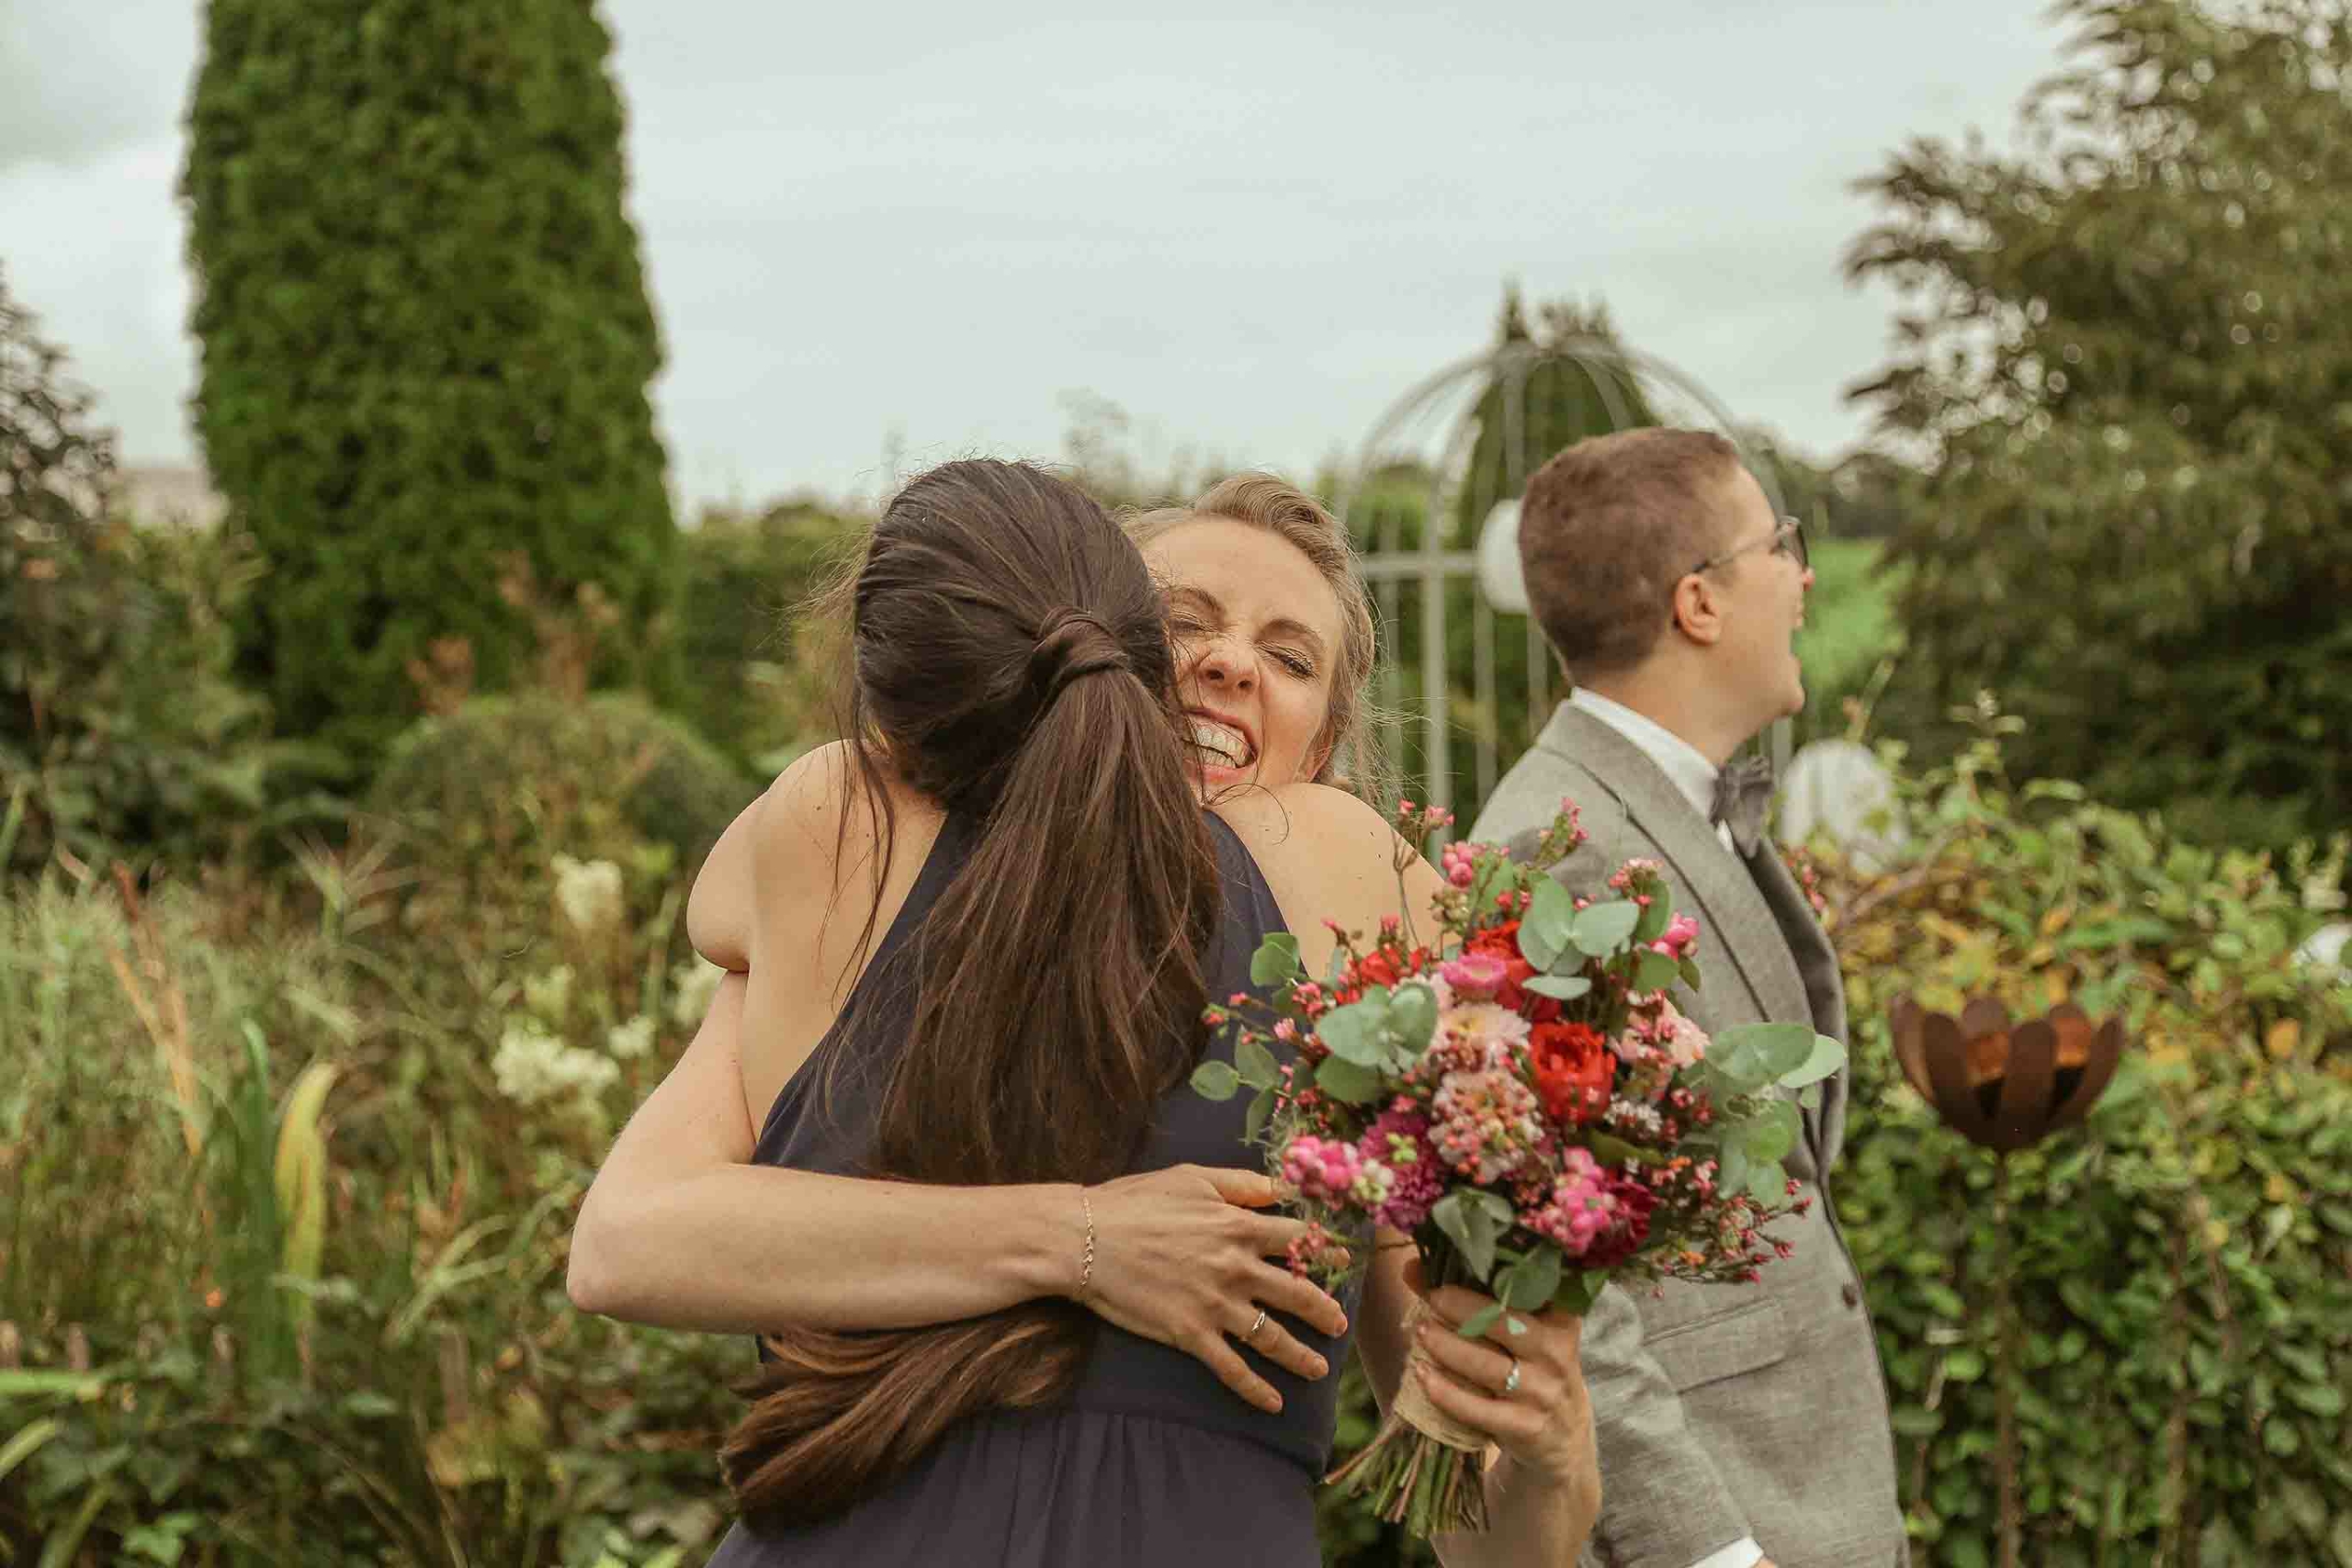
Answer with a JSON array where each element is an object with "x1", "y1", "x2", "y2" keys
[
  {"x1": 1212, "y1": 784, "x2": 1408, "y2": 904},
  {"x1": 1209, "y1": 782, "x2": 1397, "y2": 855},
  {"x1": 686, "y1": 741, "x2": 879, "y2": 964}
]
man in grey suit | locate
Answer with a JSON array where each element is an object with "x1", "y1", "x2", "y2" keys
[{"x1": 1470, "y1": 429, "x2": 1906, "y2": 1568}]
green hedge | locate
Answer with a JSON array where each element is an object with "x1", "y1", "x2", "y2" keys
[{"x1": 1821, "y1": 728, "x2": 2352, "y2": 1565}]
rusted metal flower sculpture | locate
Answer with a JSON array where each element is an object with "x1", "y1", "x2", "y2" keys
[
  {"x1": 1888, "y1": 995, "x2": 2130, "y2": 1568},
  {"x1": 1889, "y1": 997, "x2": 2126, "y2": 1152}
]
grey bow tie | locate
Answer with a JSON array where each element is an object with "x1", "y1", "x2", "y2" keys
[{"x1": 1710, "y1": 754, "x2": 1775, "y2": 858}]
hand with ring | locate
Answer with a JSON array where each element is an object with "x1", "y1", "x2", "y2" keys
[
  {"x1": 1404, "y1": 1258, "x2": 1598, "y2": 1496},
  {"x1": 1073, "y1": 1165, "x2": 1351, "y2": 1416}
]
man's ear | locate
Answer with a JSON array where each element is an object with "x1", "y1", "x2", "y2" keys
[{"x1": 1669, "y1": 573, "x2": 1726, "y2": 648}]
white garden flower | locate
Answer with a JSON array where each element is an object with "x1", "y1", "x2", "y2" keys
[
  {"x1": 668, "y1": 955, "x2": 726, "y2": 1029},
  {"x1": 493, "y1": 1021, "x2": 619, "y2": 1108},
  {"x1": 522, "y1": 964, "x2": 574, "y2": 1022},
  {"x1": 605, "y1": 1015, "x2": 656, "y2": 1060},
  {"x1": 550, "y1": 853, "x2": 625, "y2": 935}
]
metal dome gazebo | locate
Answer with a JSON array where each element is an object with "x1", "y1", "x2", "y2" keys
[{"x1": 1335, "y1": 335, "x2": 1789, "y2": 832}]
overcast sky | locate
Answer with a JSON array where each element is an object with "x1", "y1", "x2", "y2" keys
[{"x1": 1, "y1": 2, "x2": 2066, "y2": 510}]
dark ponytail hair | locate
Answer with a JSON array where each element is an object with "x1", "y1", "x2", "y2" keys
[{"x1": 720, "y1": 459, "x2": 1223, "y2": 1527}]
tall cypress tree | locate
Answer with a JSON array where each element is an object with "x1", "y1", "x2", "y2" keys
[{"x1": 183, "y1": 0, "x2": 676, "y2": 750}]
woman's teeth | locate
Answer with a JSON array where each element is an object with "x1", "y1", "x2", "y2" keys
[{"x1": 1189, "y1": 718, "x2": 1251, "y2": 769}]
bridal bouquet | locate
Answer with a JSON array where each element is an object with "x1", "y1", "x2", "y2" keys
[{"x1": 1192, "y1": 799, "x2": 1842, "y2": 1538}]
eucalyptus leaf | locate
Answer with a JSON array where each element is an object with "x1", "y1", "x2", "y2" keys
[
  {"x1": 1678, "y1": 957, "x2": 1703, "y2": 992},
  {"x1": 1570, "y1": 899, "x2": 1643, "y2": 956},
  {"x1": 1520, "y1": 919, "x2": 1565, "y2": 973},
  {"x1": 1244, "y1": 1086, "x2": 1276, "y2": 1143},
  {"x1": 1386, "y1": 981, "x2": 1439, "y2": 1053},
  {"x1": 1633, "y1": 891, "x2": 1673, "y2": 946},
  {"x1": 1714, "y1": 1021, "x2": 1815, "y2": 1082},
  {"x1": 1250, "y1": 932, "x2": 1305, "y2": 987},
  {"x1": 1524, "y1": 973, "x2": 1593, "y2": 1001},
  {"x1": 1431, "y1": 1190, "x2": 1512, "y2": 1280},
  {"x1": 1190, "y1": 1059, "x2": 1241, "y2": 1101},
  {"x1": 1718, "y1": 1143, "x2": 1751, "y2": 1198},
  {"x1": 1501, "y1": 1245, "x2": 1563, "y2": 1312},
  {"x1": 1456, "y1": 1301, "x2": 1505, "y2": 1339},
  {"x1": 1529, "y1": 878, "x2": 1577, "y2": 950},
  {"x1": 1552, "y1": 1269, "x2": 1609, "y2": 1316},
  {"x1": 1633, "y1": 950, "x2": 1681, "y2": 994},
  {"x1": 1315, "y1": 1054, "x2": 1382, "y2": 1104},
  {"x1": 1585, "y1": 1132, "x2": 1651, "y2": 1168},
  {"x1": 1315, "y1": 1002, "x2": 1386, "y2": 1067},
  {"x1": 1779, "y1": 1033, "x2": 1846, "y2": 1089},
  {"x1": 1742, "y1": 1098, "x2": 1801, "y2": 1164},
  {"x1": 1234, "y1": 1036, "x2": 1282, "y2": 1090}
]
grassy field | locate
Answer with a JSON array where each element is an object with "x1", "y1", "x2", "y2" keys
[{"x1": 1793, "y1": 537, "x2": 1905, "y2": 746}]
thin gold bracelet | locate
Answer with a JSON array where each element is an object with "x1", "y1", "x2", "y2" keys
[{"x1": 1076, "y1": 1188, "x2": 1097, "y2": 1302}]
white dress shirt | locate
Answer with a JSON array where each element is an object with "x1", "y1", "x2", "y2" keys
[
  {"x1": 1566, "y1": 688, "x2": 1739, "y2": 856},
  {"x1": 1566, "y1": 688, "x2": 1765, "y2": 1568}
]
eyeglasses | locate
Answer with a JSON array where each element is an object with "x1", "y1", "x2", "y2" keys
[{"x1": 1685, "y1": 515, "x2": 1808, "y2": 581}]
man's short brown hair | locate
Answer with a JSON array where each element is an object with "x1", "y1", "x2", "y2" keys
[{"x1": 1517, "y1": 427, "x2": 1747, "y2": 682}]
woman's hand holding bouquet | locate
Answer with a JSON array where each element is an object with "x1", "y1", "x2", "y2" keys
[{"x1": 1193, "y1": 799, "x2": 1844, "y2": 1538}]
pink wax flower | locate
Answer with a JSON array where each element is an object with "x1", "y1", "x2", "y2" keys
[
  {"x1": 1282, "y1": 1134, "x2": 1395, "y2": 1211},
  {"x1": 1527, "y1": 1147, "x2": 1619, "y2": 1256},
  {"x1": 1656, "y1": 913, "x2": 1702, "y2": 960},
  {"x1": 1281, "y1": 1134, "x2": 1363, "y2": 1202},
  {"x1": 1431, "y1": 1067, "x2": 1545, "y2": 1184},
  {"x1": 1661, "y1": 1010, "x2": 1710, "y2": 1069}
]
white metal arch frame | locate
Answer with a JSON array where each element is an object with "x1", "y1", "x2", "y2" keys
[{"x1": 1335, "y1": 340, "x2": 1789, "y2": 831}]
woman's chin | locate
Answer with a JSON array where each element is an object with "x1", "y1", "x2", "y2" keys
[{"x1": 1188, "y1": 758, "x2": 1255, "y2": 795}]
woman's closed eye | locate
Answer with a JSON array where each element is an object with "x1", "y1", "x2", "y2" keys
[{"x1": 1267, "y1": 646, "x2": 1317, "y2": 679}]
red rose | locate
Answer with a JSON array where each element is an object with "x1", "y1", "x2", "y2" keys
[
  {"x1": 1356, "y1": 951, "x2": 1401, "y2": 989},
  {"x1": 1529, "y1": 1021, "x2": 1615, "y2": 1126},
  {"x1": 1465, "y1": 921, "x2": 1562, "y2": 1023}
]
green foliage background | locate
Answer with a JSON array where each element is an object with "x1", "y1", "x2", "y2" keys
[
  {"x1": 1822, "y1": 722, "x2": 2352, "y2": 1566},
  {"x1": 1847, "y1": 0, "x2": 2352, "y2": 866},
  {"x1": 182, "y1": 0, "x2": 679, "y2": 753}
]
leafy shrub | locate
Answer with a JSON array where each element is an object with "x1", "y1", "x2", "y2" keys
[
  {"x1": 368, "y1": 692, "x2": 754, "y2": 897},
  {"x1": 662, "y1": 500, "x2": 860, "y2": 774},
  {"x1": 1816, "y1": 717, "x2": 2352, "y2": 1566}
]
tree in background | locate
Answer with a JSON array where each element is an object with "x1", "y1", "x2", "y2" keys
[
  {"x1": 667, "y1": 497, "x2": 865, "y2": 775},
  {"x1": 182, "y1": 0, "x2": 677, "y2": 754},
  {"x1": 1448, "y1": 287, "x2": 1660, "y2": 543},
  {"x1": 1, "y1": 266, "x2": 287, "y2": 873},
  {"x1": 1847, "y1": 0, "x2": 2352, "y2": 860}
]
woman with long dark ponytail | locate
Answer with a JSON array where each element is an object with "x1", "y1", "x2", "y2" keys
[{"x1": 571, "y1": 460, "x2": 1600, "y2": 1564}]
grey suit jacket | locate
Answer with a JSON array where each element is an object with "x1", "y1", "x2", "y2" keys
[{"x1": 1471, "y1": 702, "x2": 1906, "y2": 1568}]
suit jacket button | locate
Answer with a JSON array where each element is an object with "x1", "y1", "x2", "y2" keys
[{"x1": 1841, "y1": 1282, "x2": 1861, "y2": 1309}]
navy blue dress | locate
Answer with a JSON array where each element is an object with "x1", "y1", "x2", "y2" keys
[{"x1": 707, "y1": 812, "x2": 1360, "y2": 1566}]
